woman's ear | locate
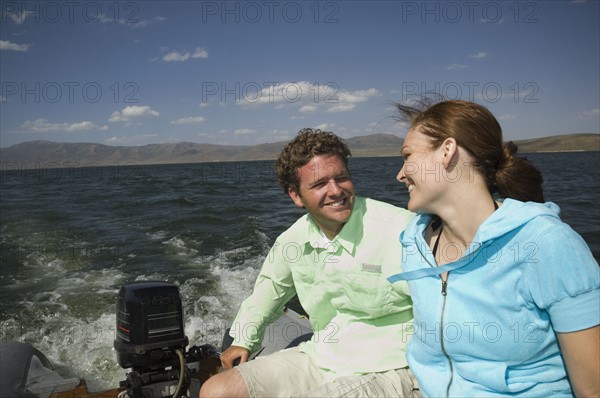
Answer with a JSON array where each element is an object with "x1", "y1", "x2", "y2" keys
[{"x1": 441, "y1": 137, "x2": 458, "y2": 168}]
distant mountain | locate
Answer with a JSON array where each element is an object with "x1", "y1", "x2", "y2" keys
[
  {"x1": 1, "y1": 133, "x2": 597, "y2": 168},
  {"x1": 345, "y1": 134, "x2": 404, "y2": 157},
  {"x1": 0, "y1": 133, "x2": 403, "y2": 167},
  {"x1": 513, "y1": 133, "x2": 600, "y2": 153}
]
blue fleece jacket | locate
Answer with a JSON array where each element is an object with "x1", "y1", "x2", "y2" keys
[{"x1": 388, "y1": 199, "x2": 600, "y2": 397}]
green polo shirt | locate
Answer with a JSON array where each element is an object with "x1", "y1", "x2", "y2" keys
[{"x1": 229, "y1": 196, "x2": 414, "y2": 379}]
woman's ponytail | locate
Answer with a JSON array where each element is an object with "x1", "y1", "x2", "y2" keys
[{"x1": 495, "y1": 141, "x2": 544, "y2": 203}]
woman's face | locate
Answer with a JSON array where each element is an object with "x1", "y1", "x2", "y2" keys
[{"x1": 397, "y1": 127, "x2": 445, "y2": 212}]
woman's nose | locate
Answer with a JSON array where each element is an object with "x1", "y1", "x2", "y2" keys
[{"x1": 396, "y1": 165, "x2": 406, "y2": 183}]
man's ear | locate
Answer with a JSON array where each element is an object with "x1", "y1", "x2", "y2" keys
[{"x1": 288, "y1": 187, "x2": 304, "y2": 208}]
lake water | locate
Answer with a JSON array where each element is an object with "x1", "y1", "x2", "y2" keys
[{"x1": 1, "y1": 152, "x2": 598, "y2": 391}]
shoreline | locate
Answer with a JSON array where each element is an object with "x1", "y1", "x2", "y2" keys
[{"x1": 1, "y1": 150, "x2": 599, "y2": 172}]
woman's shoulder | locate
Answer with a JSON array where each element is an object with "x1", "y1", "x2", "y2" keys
[
  {"x1": 506, "y1": 201, "x2": 581, "y2": 244},
  {"x1": 494, "y1": 199, "x2": 567, "y2": 240}
]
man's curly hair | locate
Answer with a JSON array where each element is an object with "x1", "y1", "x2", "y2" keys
[{"x1": 274, "y1": 128, "x2": 352, "y2": 194}]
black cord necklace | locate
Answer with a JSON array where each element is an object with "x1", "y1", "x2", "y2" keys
[{"x1": 431, "y1": 201, "x2": 498, "y2": 258}]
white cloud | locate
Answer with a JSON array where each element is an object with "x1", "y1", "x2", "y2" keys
[
  {"x1": 191, "y1": 48, "x2": 208, "y2": 59},
  {"x1": 170, "y1": 116, "x2": 206, "y2": 125},
  {"x1": 5, "y1": 7, "x2": 164, "y2": 27},
  {"x1": 105, "y1": 134, "x2": 158, "y2": 145},
  {"x1": 319, "y1": 88, "x2": 380, "y2": 113},
  {"x1": 0, "y1": 40, "x2": 31, "y2": 51},
  {"x1": 163, "y1": 51, "x2": 190, "y2": 62},
  {"x1": 162, "y1": 47, "x2": 208, "y2": 62},
  {"x1": 498, "y1": 114, "x2": 516, "y2": 121},
  {"x1": 446, "y1": 63, "x2": 469, "y2": 70},
  {"x1": 20, "y1": 119, "x2": 108, "y2": 133},
  {"x1": 337, "y1": 88, "x2": 379, "y2": 104},
  {"x1": 5, "y1": 10, "x2": 34, "y2": 24},
  {"x1": 243, "y1": 81, "x2": 314, "y2": 105},
  {"x1": 326, "y1": 104, "x2": 356, "y2": 113},
  {"x1": 66, "y1": 121, "x2": 109, "y2": 131},
  {"x1": 260, "y1": 129, "x2": 291, "y2": 142},
  {"x1": 234, "y1": 129, "x2": 257, "y2": 135},
  {"x1": 95, "y1": 14, "x2": 165, "y2": 28},
  {"x1": 235, "y1": 82, "x2": 380, "y2": 114},
  {"x1": 469, "y1": 52, "x2": 488, "y2": 59},
  {"x1": 109, "y1": 105, "x2": 159, "y2": 122},
  {"x1": 314, "y1": 123, "x2": 336, "y2": 131},
  {"x1": 106, "y1": 136, "x2": 123, "y2": 145},
  {"x1": 576, "y1": 108, "x2": 600, "y2": 119},
  {"x1": 299, "y1": 105, "x2": 317, "y2": 113},
  {"x1": 129, "y1": 15, "x2": 166, "y2": 28}
]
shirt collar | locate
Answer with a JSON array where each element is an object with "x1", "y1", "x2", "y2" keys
[{"x1": 305, "y1": 196, "x2": 364, "y2": 256}]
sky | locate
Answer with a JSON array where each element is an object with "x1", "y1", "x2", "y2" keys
[{"x1": 1, "y1": 0, "x2": 599, "y2": 148}]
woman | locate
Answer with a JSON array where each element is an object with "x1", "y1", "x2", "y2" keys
[{"x1": 388, "y1": 99, "x2": 599, "y2": 397}]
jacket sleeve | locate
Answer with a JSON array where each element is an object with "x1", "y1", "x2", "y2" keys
[
  {"x1": 228, "y1": 238, "x2": 298, "y2": 353},
  {"x1": 524, "y1": 223, "x2": 600, "y2": 333}
]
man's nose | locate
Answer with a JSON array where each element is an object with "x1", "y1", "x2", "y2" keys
[{"x1": 327, "y1": 179, "x2": 342, "y2": 195}]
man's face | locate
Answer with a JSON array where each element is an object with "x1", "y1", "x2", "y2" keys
[{"x1": 288, "y1": 155, "x2": 355, "y2": 239}]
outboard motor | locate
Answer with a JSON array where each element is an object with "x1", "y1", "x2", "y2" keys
[
  {"x1": 114, "y1": 281, "x2": 188, "y2": 371},
  {"x1": 114, "y1": 281, "x2": 218, "y2": 398}
]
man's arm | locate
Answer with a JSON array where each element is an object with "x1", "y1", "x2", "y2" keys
[
  {"x1": 557, "y1": 325, "x2": 600, "y2": 397},
  {"x1": 227, "y1": 239, "x2": 298, "y2": 357}
]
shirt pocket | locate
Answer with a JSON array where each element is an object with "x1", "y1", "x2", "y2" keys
[
  {"x1": 291, "y1": 263, "x2": 316, "y2": 285},
  {"x1": 342, "y1": 267, "x2": 394, "y2": 316}
]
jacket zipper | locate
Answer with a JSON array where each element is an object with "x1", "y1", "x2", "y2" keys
[
  {"x1": 440, "y1": 273, "x2": 453, "y2": 398},
  {"x1": 416, "y1": 234, "x2": 487, "y2": 398}
]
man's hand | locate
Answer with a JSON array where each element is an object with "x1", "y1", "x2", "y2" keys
[{"x1": 220, "y1": 345, "x2": 251, "y2": 369}]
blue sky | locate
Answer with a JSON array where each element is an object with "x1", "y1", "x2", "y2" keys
[{"x1": 1, "y1": 0, "x2": 599, "y2": 147}]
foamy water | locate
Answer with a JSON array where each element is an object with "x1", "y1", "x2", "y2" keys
[{"x1": 1, "y1": 155, "x2": 598, "y2": 391}]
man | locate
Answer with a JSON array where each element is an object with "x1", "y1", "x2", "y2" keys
[{"x1": 200, "y1": 129, "x2": 417, "y2": 397}]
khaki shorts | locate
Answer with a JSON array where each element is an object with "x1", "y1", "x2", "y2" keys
[{"x1": 236, "y1": 347, "x2": 420, "y2": 398}]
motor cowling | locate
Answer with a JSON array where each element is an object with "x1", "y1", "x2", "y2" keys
[{"x1": 113, "y1": 281, "x2": 188, "y2": 371}]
